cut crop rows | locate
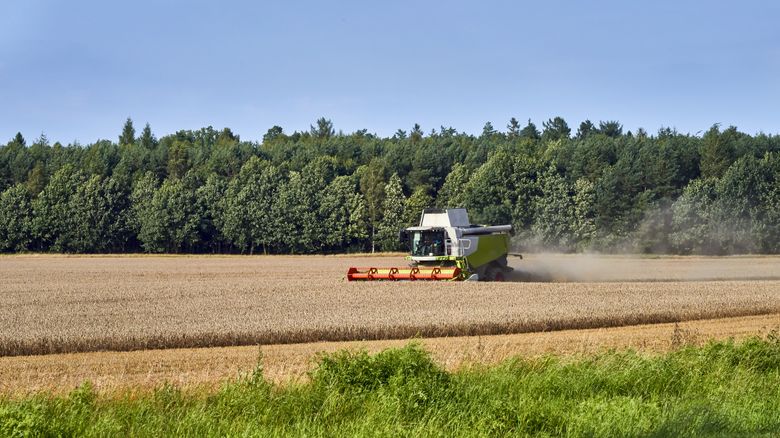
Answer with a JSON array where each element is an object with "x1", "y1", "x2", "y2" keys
[{"x1": 1, "y1": 254, "x2": 779, "y2": 356}]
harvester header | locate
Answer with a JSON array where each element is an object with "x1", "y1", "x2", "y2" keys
[{"x1": 347, "y1": 208, "x2": 516, "y2": 281}]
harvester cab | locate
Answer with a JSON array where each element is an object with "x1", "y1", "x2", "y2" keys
[{"x1": 347, "y1": 208, "x2": 516, "y2": 281}]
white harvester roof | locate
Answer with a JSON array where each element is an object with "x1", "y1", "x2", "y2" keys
[
  {"x1": 414, "y1": 208, "x2": 513, "y2": 236},
  {"x1": 419, "y1": 208, "x2": 471, "y2": 228}
]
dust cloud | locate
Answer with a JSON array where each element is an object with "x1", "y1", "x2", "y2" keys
[{"x1": 505, "y1": 253, "x2": 780, "y2": 283}]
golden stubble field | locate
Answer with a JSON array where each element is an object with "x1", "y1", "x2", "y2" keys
[
  {"x1": 2, "y1": 313, "x2": 778, "y2": 395},
  {"x1": 1, "y1": 254, "x2": 779, "y2": 357}
]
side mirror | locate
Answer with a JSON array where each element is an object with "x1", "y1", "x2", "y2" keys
[{"x1": 398, "y1": 229, "x2": 408, "y2": 244}]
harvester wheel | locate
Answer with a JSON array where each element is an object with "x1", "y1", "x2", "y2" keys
[{"x1": 484, "y1": 266, "x2": 505, "y2": 282}]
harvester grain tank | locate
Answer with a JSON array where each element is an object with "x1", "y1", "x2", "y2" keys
[{"x1": 347, "y1": 208, "x2": 517, "y2": 281}]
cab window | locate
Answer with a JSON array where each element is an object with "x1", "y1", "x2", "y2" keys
[{"x1": 411, "y1": 230, "x2": 446, "y2": 256}]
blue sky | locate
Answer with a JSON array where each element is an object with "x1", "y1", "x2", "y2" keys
[{"x1": 2, "y1": 1, "x2": 779, "y2": 144}]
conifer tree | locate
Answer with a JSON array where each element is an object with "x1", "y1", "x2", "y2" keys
[{"x1": 119, "y1": 118, "x2": 136, "y2": 146}]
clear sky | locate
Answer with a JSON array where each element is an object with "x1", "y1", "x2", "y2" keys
[{"x1": 2, "y1": 0, "x2": 779, "y2": 144}]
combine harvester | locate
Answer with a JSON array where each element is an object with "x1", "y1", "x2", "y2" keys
[{"x1": 347, "y1": 208, "x2": 517, "y2": 282}]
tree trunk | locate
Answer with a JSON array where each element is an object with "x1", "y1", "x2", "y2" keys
[{"x1": 371, "y1": 224, "x2": 375, "y2": 253}]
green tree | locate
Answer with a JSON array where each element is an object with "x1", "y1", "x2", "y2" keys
[
  {"x1": 1, "y1": 135, "x2": 33, "y2": 188},
  {"x1": 507, "y1": 118, "x2": 521, "y2": 139},
  {"x1": 13, "y1": 132, "x2": 26, "y2": 147},
  {"x1": 263, "y1": 126, "x2": 284, "y2": 143},
  {"x1": 310, "y1": 117, "x2": 334, "y2": 139},
  {"x1": 407, "y1": 141, "x2": 451, "y2": 191},
  {"x1": 273, "y1": 172, "x2": 308, "y2": 253},
  {"x1": 758, "y1": 153, "x2": 780, "y2": 252},
  {"x1": 598, "y1": 120, "x2": 623, "y2": 138},
  {"x1": 670, "y1": 178, "x2": 718, "y2": 254},
  {"x1": 532, "y1": 167, "x2": 575, "y2": 250},
  {"x1": 26, "y1": 162, "x2": 47, "y2": 195},
  {"x1": 31, "y1": 165, "x2": 85, "y2": 252},
  {"x1": 114, "y1": 138, "x2": 152, "y2": 182},
  {"x1": 299, "y1": 157, "x2": 337, "y2": 251},
  {"x1": 712, "y1": 154, "x2": 771, "y2": 253},
  {"x1": 196, "y1": 174, "x2": 228, "y2": 253},
  {"x1": 130, "y1": 172, "x2": 159, "y2": 240},
  {"x1": 573, "y1": 178, "x2": 596, "y2": 248},
  {"x1": 221, "y1": 158, "x2": 280, "y2": 254},
  {"x1": 576, "y1": 120, "x2": 596, "y2": 139},
  {"x1": 119, "y1": 117, "x2": 136, "y2": 146},
  {"x1": 0, "y1": 184, "x2": 33, "y2": 252},
  {"x1": 481, "y1": 121, "x2": 497, "y2": 138},
  {"x1": 592, "y1": 151, "x2": 645, "y2": 241},
  {"x1": 83, "y1": 140, "x2": 119, "y2": 177},
  {"x1": 68, "y1": 175, "x2": 132, "y2": 252},
  {"x1": 357, "y1": 159, "x2": 387, "y2": 252},
  {"x1": 347, "y1": 192, "x2": 369, "y2": 250},
  {"x1": 569, "y1": 134, "x2": 619, "y2": 180},
  {"x1": 135, "y1": 176, "x2": 203, "y2": 253},
  {"x1": 436, "y1": 163, "x2": 470, "y2": 208},
  {"x1": 376, "y1": 173, "x2": 406, "y2": 251},
  {"x1": 700, "y1": 124, "x2": 736, "y2": 179},
  {"x1": 542, "y1": 116, "x2": 570, "y2": 142},
  {"x1": 410, "y1": 123, "x2": 423, "y2": 144},
  {"x1": 404, "y1": 186, "x2": 433, "y2": 227},
  {"x1": 139, "y1": 123, "x2": 156, "y2": 150},
  {"x1": 208, "y1": 136, "x2": 245, "y2": 178},
  {"x1": 633, "y1": 198, "x2": 674, "y2": 253},
  {"x1": 3, "y1": 116, "x2": 780, "y2": 256},
  {"x1": 464, "y1": 151, "x2": 516, "y2": 225},
  {"x1": 167, "y1": 139, "x2": 191, "y2": 179},
  {"x1": 217, "y1": 127, "x2": 239, "y2": 144},
  {"x1": 519, "y1": 119, "x2": 541, "y2": 140},
  {"x1": 510, "y1": 155, "x2": 540, "y2": 233},
  {"x1": 319, "y1": 176, "x2": 369, "y2": 251}
]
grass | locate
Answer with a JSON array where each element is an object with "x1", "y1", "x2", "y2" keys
[
  {"x1": 2, "y1": 335, "x2": 780, "y2": 437},
  {"x1": 2, "y1": 255, "x2": 780, "y2": 356}
]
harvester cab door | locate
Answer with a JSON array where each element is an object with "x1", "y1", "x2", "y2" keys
[{"x1": 410, "y1": 229, "x2": 447, "y2": 257}]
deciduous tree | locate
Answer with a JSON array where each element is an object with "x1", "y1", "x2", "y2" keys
[{"x1": 376, "y1": 173, "x2": 406, "y2": 251}]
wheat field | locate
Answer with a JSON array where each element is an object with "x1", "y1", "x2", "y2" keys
[
  {"x1": 1, "y1": 254, "x2": 779, "y2": 357},
  {"x1": 1, "y1": 313, "x2": 778, "y2": 395}
]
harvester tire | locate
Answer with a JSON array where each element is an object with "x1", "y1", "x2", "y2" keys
[{"x1": 484, "y1": 266, "x2": 505, "y2": 282}]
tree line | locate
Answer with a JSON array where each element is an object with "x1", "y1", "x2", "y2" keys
[{"x1": 1, "y1": 117, "x2": 779, "y2": 254}]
